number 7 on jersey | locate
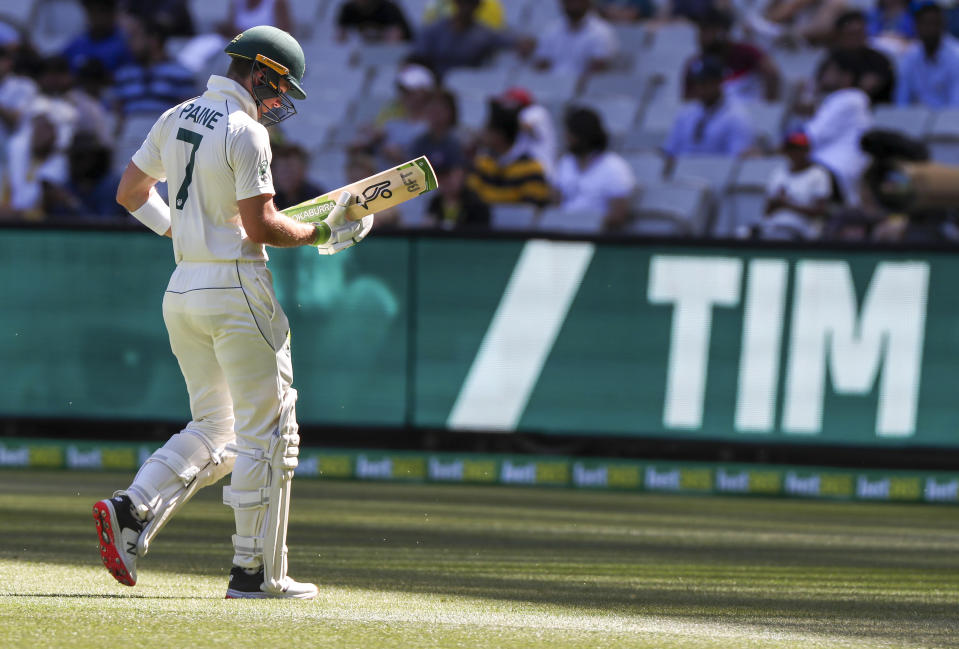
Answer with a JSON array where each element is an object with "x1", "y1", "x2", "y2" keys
[{"x1": 175, "y1": 128, "x2": 203, "y2": 210}]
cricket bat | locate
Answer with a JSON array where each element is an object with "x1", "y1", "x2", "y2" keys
[{"x1": 281, "y1": 156, "x2": 438, "y2": 223}]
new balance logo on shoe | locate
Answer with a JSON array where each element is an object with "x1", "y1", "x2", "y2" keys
[{"x1": 92, "y1": 495, "x2": 142, "y2": 587}]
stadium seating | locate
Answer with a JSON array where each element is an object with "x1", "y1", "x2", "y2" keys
[
  {"x1": 300, "y1": 36, "x2": 356, "y2": 71},
  {"x1": 873, "y1": 105, "x2": 932, "y2": 140},
  {"x1": 30, "y1": 0, "x2": 86, "y2": 56},
  {"x1": 510, "y1": 69, "x2": 579, "y2": 103},
  {"x1": 611, "y1": 22, "x2": 649, "y2": 55},
  {"x1": 629, "y1": 181, "x2": 709, "y2": 236},
  {"x1": 670, "y1": 155, "x2": 740, "y2": 234},
  {"x1": 746, "y1": 101, "x2": 787, "y2": 151},
  {"x1": 398, "y1": 0, "x2": 432, "y2": 25},
  {"x1": 538, "y1": 206, "x2": 606, "y2": 234},
  {"x1": 571, "y1": 95, "x2": 642, "y2": 146},
  {"x1": 354, "y1": 42, "x2": 411, "y2": 71},
  {"x1": 609, "y1": 23, "x2": 646, "y2": 70},
  {"x1": 582, "y1": 70, "x2": 649, "y2": 101},
  {"x1": 524, "y1": 0, "x2": 562, "y2": 27},
  {"x1": 632, "y1": 92, "x2": 687, "y2": 153},
  {"x1": 925, "y1": 109, "x2": 959, "y2": 165},
  {"x1": 188, "y1": 0, "x2": 232, "y2": 33},
  {"x1": 491, "y1": 203, "x2": 538, "y2": 230},
  {"x1": 444, "y1": 68, "x2": 512, "y2": 100},
  {"x1": 715, "y1": 155, "x2": 786, "y2": 237},
  {"x1": 457, "y1": 94, "x2": 489, "y2": 133},
  {"x1": 502, "y1": 0, "x2": 529, "y2": 27},
  {"x1": 624, "y1": 151, "x2": 666, "y2": 186},
  {"x1": 771, "y1": 46, "x2": 821, "y2": 88},
  {"x1": 287, "y1": 0, "x2": 323, "y2": 40},
  {"x1": 19, "y1": 0, "x2": 959, "y2": 242},
  {"x1": 367, "y1": 62, "x2": 405, "y2": 100},
  {"x1": 0, "y1": 0, "x2": 35, "y2": 27},
  {"x1": 307, "y1": 150, "x2": 349, "y2": 193},
  {"x1": 670, "y1": 155, "x2": 739, "y2": 194},
  {"x1": 645, "y1": 22, "x2": 698, "y2": 69}
]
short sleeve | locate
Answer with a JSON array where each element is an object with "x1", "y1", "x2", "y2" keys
[
  {"x1": 230, "y1": 122, "x2": 275, "y2": 201},
  {"x1": 533, "y1": 23, "x2": 561, "y2": 61},
  {"x1": 131, "y1": 114, "x2": 168, "y2": 181},
  {"x1": 37, "y1": 153, "x2": 69, "y2": 184},
  {"x1": 602, "y1": 154, "x2": 636, "y2": 198},
  {"x1": 662, "y1": 106, "x2": 692, "y2": 156},
  {"x1": 591, "y1": 21, "x2": 619, "y2": 59},
  {"x1": 554, "y1": 155, "x2": 576, "y2": 201},
  {"x1": 809, "y1": 167, "x2": 833, "y2": 200},
  {"x1": 726, "y1": 111, "x2": 756, "y2": 156}
]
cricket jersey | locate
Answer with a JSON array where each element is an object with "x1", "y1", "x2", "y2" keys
[{"x1": 132, "y1": 75, "x2": 275, "y2": 264}]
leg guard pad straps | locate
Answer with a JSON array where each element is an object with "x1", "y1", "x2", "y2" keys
[
  {"x1": 128, "y1": 430, "x2": 235, "y2": 556},
  {"x1": 224, "y1": 389, "x2": 300, "y2": 593}
]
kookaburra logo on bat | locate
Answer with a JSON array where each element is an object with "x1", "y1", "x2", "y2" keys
[{"x1": 358, "y1": 180, "x2": 393, "y2": 209}]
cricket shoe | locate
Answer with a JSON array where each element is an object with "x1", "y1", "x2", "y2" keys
[
  {"x1": 225, "y1": 566, "x2": 318, "y2": 600},
  {"x1": 92, "y1": 494, "x2": 145, "y2": 586}
]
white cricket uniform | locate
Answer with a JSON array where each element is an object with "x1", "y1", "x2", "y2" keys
[{"x1": 128, "y1": 75, "x2": 296, "y2": 567}]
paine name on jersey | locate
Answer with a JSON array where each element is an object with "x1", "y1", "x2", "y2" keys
[{"x1": 178, "y1": 103, "x2": 225, "y2": 131}]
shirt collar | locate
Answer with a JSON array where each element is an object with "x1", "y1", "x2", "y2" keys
[{"x1": 204, "y1": 75, "x2": 258, "y2": 120}]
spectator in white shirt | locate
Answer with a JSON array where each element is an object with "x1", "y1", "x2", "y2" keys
[
  {"x1": 0, "y1": 27, "x2": 37, "y2": 140},
  {"x1": 756, "y1": 131, "x2": 834, "y2": 239},
  {"x1": 532, "y1": 0, "x2": 619, "y2": 81},
  {"x1": 553, "y1": 106, "x2": 636, "y2": 231},
  {"x1": 805, "y1": 50, "x2": 873, "y2": 205},
  {"x1": 0, "y1": 112, "x2": 69, "y2": 221},
  {"x1": 895, "y1": 1, "x2": 959, "y2": 108}
]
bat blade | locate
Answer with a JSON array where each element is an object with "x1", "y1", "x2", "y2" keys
[{"x1": 281, "y1": 156, "x2": 438, "y2": 223}]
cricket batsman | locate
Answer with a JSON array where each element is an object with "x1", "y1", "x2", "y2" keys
[{"x1": 92, "y1": 25, "x2": 372, "y2": 599}]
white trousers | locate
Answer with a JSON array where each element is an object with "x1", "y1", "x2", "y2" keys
[
  {"x1": 162, "y1": 261, "x2": 293, "y2": 461},
  {"x1": 128, "y1": 261, "x2": 297, "y2": 564}
]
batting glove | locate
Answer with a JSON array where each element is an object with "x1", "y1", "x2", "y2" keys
[{"x1": 316, "y1": 191, "x2": 376, "y2": 255}]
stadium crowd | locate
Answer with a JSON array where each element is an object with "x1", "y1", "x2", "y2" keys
[{"x1": 0, "y1": 0, "x2": 957, "y2": 242}]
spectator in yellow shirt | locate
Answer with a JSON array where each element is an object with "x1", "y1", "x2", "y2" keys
[
  {"x1": 467, "y1": 99, "x2": 551, "y2": 207},
  {"x1": 423, "y1": 0, "x2": 505, "y2": 29}
]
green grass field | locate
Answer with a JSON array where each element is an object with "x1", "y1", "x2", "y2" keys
[{"x1": 1, "y1": 470, "x2": 957, "y2": 649}]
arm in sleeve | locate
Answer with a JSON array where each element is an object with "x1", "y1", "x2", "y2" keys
[
  {"x1": 606, "y1": 155, "x2": 637, "y2": 198},
  {"x1": 130, "y1": 110, "x2": 171, "y2": 182},
  {"x1": 948, "y1": 51, "x2": 959, "y2": 106},
  {"x1": 591, "y1": 22, "x2": 619, "y2": 61},
  {"x1": 229, "y1": 122, "x2": 275, "y2": 201},
  {"x1": 895, "y1": 51, "x2": 916, "y2": 106},
  {"x1": 810, "y1": 166, "x2": 833, "y2": 200},
  {"x1": 532, "y1": 28, "x2": 555, "y2": 63},
  {"x1": 805, "y1": 95, "x2": 856, "y2": 149},
  {"x1": 661, "y1": 110, "x2": 687, "y2": 157},
  {"x1": 727, "y1": 113, "x2": 756, "y2": 156}
]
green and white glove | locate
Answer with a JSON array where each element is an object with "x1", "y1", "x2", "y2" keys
[{"x1": 314, "y1": 191, "x2": 375, "y2": 256}]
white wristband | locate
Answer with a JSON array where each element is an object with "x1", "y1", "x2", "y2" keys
[{"x1": 130, "y1": 191, "x2": 172, "y2": 236}]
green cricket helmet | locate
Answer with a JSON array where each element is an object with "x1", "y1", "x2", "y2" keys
[{"x1": 225, "y1": 25, "x2": 306, "y2": 125}]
